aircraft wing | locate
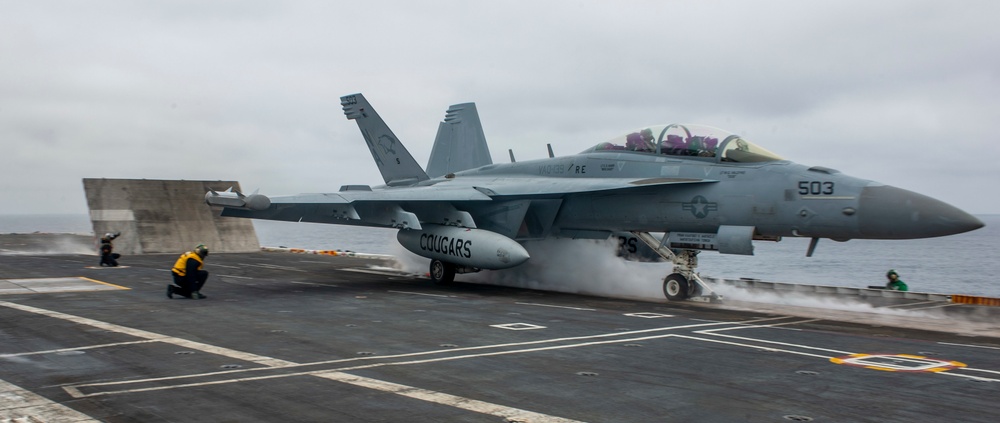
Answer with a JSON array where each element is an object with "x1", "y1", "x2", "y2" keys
[
  {"x1": 465, "y1": 176, "x2": 716, "y2": 197},
  {"x1": 276, "y1": 185, "x2": 495, "y2": 204},
  {"x1": 215, "y1": 176, "x2": 714, "y2": 228},
  {"x1": 219, "y1": 186, "x2": 494, "y2": 228},
  {"x1": 255, "y1": 176, "x2": 714, "y2": 206}
]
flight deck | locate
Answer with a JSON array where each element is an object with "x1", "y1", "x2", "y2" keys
[{"x1": 1, "y1": 234, "x2": 998, "y2": 422}]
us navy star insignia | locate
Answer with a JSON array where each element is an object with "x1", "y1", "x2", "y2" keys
[{"x1": 682, "y1": 195, "x2": 718, "y2": 218}]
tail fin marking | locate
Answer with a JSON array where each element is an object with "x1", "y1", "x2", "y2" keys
[{"x1": 341, "y1": 93, "x2": 429, "y2": 186}]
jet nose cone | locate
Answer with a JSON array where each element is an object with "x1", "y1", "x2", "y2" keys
[{"x1": 858, "y1": 185, "x2": 984, "y2": 239}]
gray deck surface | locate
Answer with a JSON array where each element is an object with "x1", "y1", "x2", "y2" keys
[{"x1": 1, "y1": 234, "x2": 998, "y2": 422}]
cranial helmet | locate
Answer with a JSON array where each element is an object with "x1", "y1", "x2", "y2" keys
[{"x1": 195, "y1": 244, "x2": 209, "y2": 258}]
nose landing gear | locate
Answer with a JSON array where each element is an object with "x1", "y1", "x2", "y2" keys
[{"x1": 632, "y1": 232, "x2": 721, "y2": 302}]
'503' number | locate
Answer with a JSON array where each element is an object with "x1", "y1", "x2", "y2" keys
[{"x1": 798, "y1": 181, "x2": 834, "y2": 195}]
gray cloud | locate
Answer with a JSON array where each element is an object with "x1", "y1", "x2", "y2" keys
[{"x1": 2, "y1": 0, "x2": 997, "y2": 215}]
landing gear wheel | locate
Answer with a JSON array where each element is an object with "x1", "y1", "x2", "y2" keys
[
  {"x1": 663, "y1": 273, "x2": 690, "y2": 301},
  {"x1": 429, "y1": 260, "x2": 456, "y2": 285}
]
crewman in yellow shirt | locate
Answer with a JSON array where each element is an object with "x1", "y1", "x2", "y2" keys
[{"x1": 168, "y1": 244, "x2": 209, "y2": 299}]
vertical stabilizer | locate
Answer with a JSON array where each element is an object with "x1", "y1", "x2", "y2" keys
[
  {"x1": 426, "y1": 102, "x2": 493, "y2": 178},
  {"x1": 341, "y1": 93, "x2": 429, "y2": 186}
]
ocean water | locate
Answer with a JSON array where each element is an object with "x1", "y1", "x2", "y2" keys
[
  {"x1": 3, "y1": 214, "x2": 997, "y2": 297},
  {"x1": 0, "y1": 214, "x2": 94, "y2": 235},
  {"x1": 697, "y1": 215, "x2": 1000, "y2": 297}
]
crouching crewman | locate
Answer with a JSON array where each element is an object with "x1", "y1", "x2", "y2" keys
[
  {"x1": 99, "y1": 232, "x2": 122, "y2": 267},
  {"x1": 168, "y1": 244, "x2": 209, "y2": 299}
]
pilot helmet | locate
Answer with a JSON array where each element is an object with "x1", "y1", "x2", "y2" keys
[
  {"x1": 195, "y1": 244, "x2": 209, "y2": 258},
  {"x1": 640, "y1": 128, "x2": 654, "y2": 140}
]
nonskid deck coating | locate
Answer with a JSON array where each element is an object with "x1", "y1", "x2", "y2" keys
[{"x1": 1, "y1": 238, "x2": 998, "y2": 422}]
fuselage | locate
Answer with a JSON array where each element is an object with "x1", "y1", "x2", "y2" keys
[{"x1": 420, "y1": 124, "x2": 982, "y2": 244}]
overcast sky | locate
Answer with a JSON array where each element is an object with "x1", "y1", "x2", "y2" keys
[{"x1": 3, "y1": 0, "x2": 998, "y2": 216}]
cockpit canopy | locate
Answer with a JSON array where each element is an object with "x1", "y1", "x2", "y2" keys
[{"x1": 582, "y1": 124, "x2": 784, "y2": 163}]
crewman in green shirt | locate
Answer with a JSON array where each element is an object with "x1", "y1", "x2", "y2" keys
[{"x1": 885, "y1": 269, "x2": 908, "y2": 291}]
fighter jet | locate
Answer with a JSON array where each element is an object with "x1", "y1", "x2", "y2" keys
[{"x1": 207, "y1": 93, "x2": 984, "y2": 301}]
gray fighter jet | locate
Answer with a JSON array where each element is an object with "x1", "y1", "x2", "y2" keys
[{"x1": 207, "y1": 93, "x2": 984, "y2": 300}]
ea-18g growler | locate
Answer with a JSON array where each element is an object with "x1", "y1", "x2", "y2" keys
[{"x1": 207, "y1": 93, "x2": 983, "y2": 301}]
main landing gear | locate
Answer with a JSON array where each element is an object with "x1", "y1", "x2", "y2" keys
[
  {"x1": 632, "y1": 232, "x2": 721, "y2": 302},
  {"x1": 428, "y1": 259, "x2": 480, "y2": 285},
  {"x1": 429, "y1": 259, "x2": 455, "y2": 285}
]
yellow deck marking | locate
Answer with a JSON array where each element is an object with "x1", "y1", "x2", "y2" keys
[
  {"x1": 830, "y1": 353, "x2": 966, "y2": 372},
  {"x1": 78, "y1": 277, "x2": 130, "y2": 290}
]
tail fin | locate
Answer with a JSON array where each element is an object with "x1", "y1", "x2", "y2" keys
[
  {"x1": 426, "y1": 102, "x2": 493, "y2": 178},
  {"x1": 341, "y1": 93, "x2": 429, "y2": 186}
]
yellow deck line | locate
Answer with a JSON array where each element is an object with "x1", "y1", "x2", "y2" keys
[{"x1": 77, "y1": 277, "x2": 130, "y2": 290}]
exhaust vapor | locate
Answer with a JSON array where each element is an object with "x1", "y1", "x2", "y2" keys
[{"x1": 389, "y1": 238, "x2": 969, "y2": 324}]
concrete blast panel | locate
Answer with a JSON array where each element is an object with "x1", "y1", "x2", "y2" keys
[{"x1": 83, "y1": 178, "x2": 259, "y2": 254}]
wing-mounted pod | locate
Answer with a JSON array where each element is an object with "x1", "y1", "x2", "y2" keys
[
  {"x1": 341, "y1": 93, "x2": 429, "y2": 186},
  {"x1": 397, "y1": 224, "x2": 529, "y2": 270},
  {"x1": 205, "y1": 187, "x2": 271, "y2": 211}
]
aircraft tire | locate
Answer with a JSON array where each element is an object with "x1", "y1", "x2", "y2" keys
[
  {"x1": 429, "y1": 259, "x2": 456, "y2": 285},
  {"x1": 663, "y1": 273, "x2": 690, "y2": 301}
]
